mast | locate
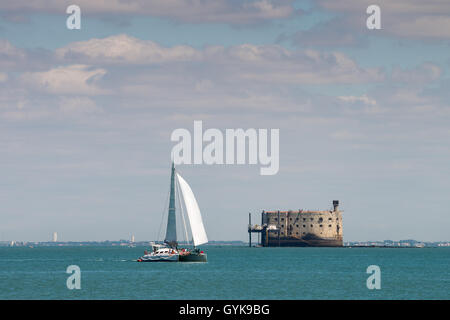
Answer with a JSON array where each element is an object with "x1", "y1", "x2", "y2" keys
[{"x1": 164, "y1": 162, "x2": 177, "y2": 247}]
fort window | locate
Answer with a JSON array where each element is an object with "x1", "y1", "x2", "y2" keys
[
  {"x1": 320, "y1": 225, "x2": 323, "y2": 228},
  {"x1": 303, "y1": 218, "x2": 306, "y2": 221},
  {"x1": 310, "y1": 218, "x2": 313, "y2": 221},
  {"x1": 303, "y1": 225, "x2": 306, "y2": 228},
  {"x1": 281, "y1": 218, "x2": 284, "y2": 221},
  {"x1": 310, "y1": 224, "x2": 313, "y2": 227},
  {"x1": 318, "y1": 218, "x2": 323, "y2": 223},
  {"x1": 296, "y1": 224, "x2": 299, "y2": 228},
  {"x1": 274, "y1": 218, "x2": 277, "y2": 221},
  {"x1": 328, "y1": 218, "x2": 332, "y2": 221},
  {"x1": 328, "y1": 225, "x2": 332, "y2": 227}
]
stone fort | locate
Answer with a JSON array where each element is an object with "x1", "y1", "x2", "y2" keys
[{"x1": 249, "y1": 200, "x2": 343, "y2": 247}]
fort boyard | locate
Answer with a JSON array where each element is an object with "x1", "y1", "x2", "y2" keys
[{"x1": 248, "y1": 201, "x2": 343, "y2": 247}]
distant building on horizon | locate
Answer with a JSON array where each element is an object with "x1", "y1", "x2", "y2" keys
[
  {"x1": 52, "y1": 232, "x2": 58, "y2": 242},
  {"x1": 131, "y1": 235, "x2": 135, "y2": 243}
]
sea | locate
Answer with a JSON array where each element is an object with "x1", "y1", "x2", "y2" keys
[{"x1": 0, "y1": 246, "x2": 449, "y2": 300}]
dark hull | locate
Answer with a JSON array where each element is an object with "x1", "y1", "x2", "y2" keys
[
  {"x1": 179, "y1": 253, "x2": 207, "y2": 262},
  {"x1": 266, "y1": 236, "x2": 343, "y2": 247}
]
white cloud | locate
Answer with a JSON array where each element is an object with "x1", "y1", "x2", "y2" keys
[
  {"x1": 55, "y1": 35, "x2": 384, "y2": 85},
  {"x1": 56, "y1": 34, "x2": 201, "y2": 64},
  {"x1": 0, "y1": 36, "x2": 443, "y2": 124},
  {"x1": 20, "y1": 65, "x2": 108, "y2": 95},
  {"x1": 338, "y1": 94, "x2": 377, "y2": 106}
]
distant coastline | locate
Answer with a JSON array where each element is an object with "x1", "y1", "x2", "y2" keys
[
  {"x1": 0, "y1": 240, "x2": 247, "y2": 247},
  {"x1": 1, "y1": 239, "x2": 449, "y2": 248}
]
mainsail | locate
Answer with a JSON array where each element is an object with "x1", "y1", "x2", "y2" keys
[
  {"x1": 176, "y1": 173, "x2": 208, "y2": 247},
  {"x1": 164, "y1": 163, "x2": 177, "y2": 244}
]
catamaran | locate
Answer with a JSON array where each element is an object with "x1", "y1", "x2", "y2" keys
[{"x1": 137, "y1": 163, "x2": 208, "y2": 262}]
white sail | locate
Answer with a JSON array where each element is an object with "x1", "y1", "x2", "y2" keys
[{"x1": 176, "y1": 173, "x2": 208, "y2": 246}]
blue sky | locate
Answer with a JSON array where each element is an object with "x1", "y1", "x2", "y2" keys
[{"x1": 1, "y1": 0, "x2": 449, "y2": 242}]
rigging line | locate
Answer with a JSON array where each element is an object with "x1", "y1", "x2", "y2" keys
[
  {"x1": 176, "y1": 173, "x2": 190, "y2": 247},
  {"x1": 156, "y1": 175, "x2": 171, "y2": 243}
]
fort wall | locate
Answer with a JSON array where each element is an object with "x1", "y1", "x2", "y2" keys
[{"x1": 255, "y1": 201, "x2": 343, "y2": 247}]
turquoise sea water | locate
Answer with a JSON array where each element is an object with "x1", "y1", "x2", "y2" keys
[{"x1": 0, "y1": 246, "x2": 449, "y2": 300}]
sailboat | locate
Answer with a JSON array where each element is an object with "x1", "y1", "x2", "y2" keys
[{"x1": 137, "y1": 163, "x2": 208, "y2": 262}]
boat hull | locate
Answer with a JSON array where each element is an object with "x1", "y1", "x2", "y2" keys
[
  {"x1": 179, "y1": 252, "x2": 207, "y2": 262},
  {"x1": 137, "y1": 254, "x2": 179, "y2": 262}
]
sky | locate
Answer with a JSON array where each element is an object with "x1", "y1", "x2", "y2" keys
[{"x1": 1, "y1": 0, "x2": 449, "y2": 242}]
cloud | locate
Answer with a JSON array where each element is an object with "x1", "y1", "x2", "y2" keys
[
  {"x1": 321, "y1": 0, "x2": 450, "y2": 39},
  {"x1": 0, "y1": 0, "x2": 295, "y2": 24},
  {"x1": 389, "y1": 88, "x2": 431, "y2": 105},
  {"x1": 336, "y1": 94, "x2": 386, "y2": 115},
  {"x1": 0, "y1": 36, "x2": 385, "y2": 124},
  {"x1": 20, "y1": 65, "x2": 108, "y2": 95},
  {"x1": 0, "y1": 39, "x2": 25, "y2": 57},
  {"x1": 53, "y1": 35, "x2": 384, "y2": 86},
  {"x1": 390, "y1": 15, "x2": 450, "y2": 39},
  {"x1": 2, "y1": 35, "x2": 445, "y2": 129},
  {"x1": 232, "y1": 49, "x2": 384, "y2": 84},
  {"x1": 338, "y1": 94, "x2": 377, "y2": 106},
  {"x1": 0, "y1": 39, "x2": 26, "y2": 69},
  {"x1": 0, "y1": 35, "x2": 443, "y2": 124},
  {"x1": 318, "y1": 0, "x2": 450, "y2": 17},
  {"x1": 0, "y1": 39, "x2": 55, "y2": 72},
  {"x1": 391, "y1": 63, "x2": 442, "y2": 84},
  {"x1": 55, "y1": 34, "x2": 201, "y2": 64},
  {"x1": 293, "y1": 0, "x2": 450, "y2": 47}
]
